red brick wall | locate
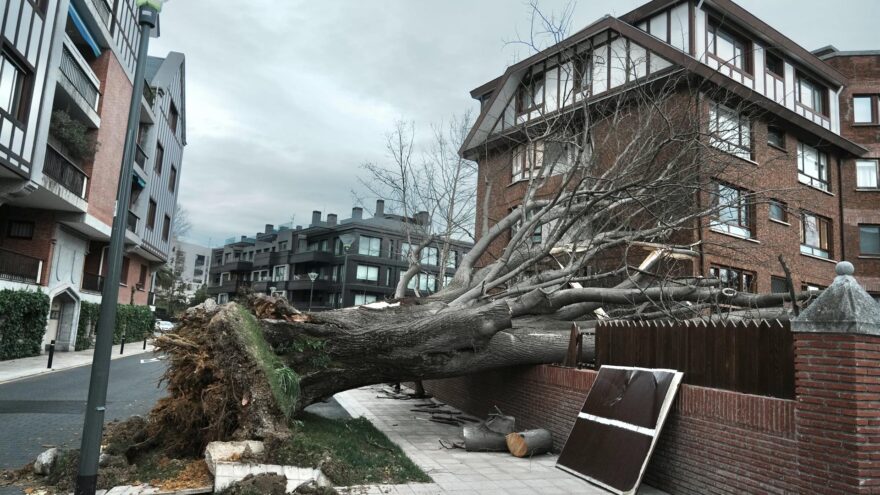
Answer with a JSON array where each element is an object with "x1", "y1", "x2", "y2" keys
[
  {"x1": 87, "y1": 51, "x2": 134, "y2": 227},
  {"x1": 824, "y1": 54, "x2": 880, "y2": 295},
  {"x1": 118, "y1": 252, "x2": 151, "y2": 305},
  {"x1": 423, "y1": 365, "x2": 799, "y2": 494},
  {"x1": 0, "y1": 206, "x2": 56, "y2": 286}
]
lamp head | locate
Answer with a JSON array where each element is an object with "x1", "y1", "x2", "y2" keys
[
  {"x1": 339, "y1": 233, "x2": 356, "y2": 250},
  {"x1": 137, "y1": 0, "x2": 168, "y2": 12},
  {"x1": 308, "y1": 272, "x2": 319, "y2": 282}
]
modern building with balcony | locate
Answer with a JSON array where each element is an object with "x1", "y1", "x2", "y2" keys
[
  {"x1": 0, "y1": 0, "x2": 186, "y2": 352},
  {"x1": 207, "y1": 200, "x2": 474, "y2": 310},
  {"x1": 464, "y1": 0, "x2": 880, "y2": 300}
]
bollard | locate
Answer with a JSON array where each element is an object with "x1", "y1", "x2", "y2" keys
[
  {"x1": 120, "y1": 335, "x2": 125, "y2": 355},
  {"x1": 47, "y1": 340, "x2": 56, "y2": 369},
  {"x1": 143, "y1": 336, "x2": 147, "y2": 350}
]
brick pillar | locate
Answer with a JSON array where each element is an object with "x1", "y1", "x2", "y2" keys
[{"x1": 792, "y1": 261, "x2": 880, "y2": 494}]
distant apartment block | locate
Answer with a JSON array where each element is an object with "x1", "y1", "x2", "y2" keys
[
  {"x1": 206, "y1": 201, "x2": 473, "y2": 310},
  {"x1": 0, "y1": 0, "x2": 187, "y2": 351},
  {"x1": 162, "y1": 238, "x2": 211, "y2": 301},
  {"x1": 463, "y1": 0, "x2": 880, "y2": 299}
]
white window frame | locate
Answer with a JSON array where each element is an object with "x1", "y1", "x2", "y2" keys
[
  {"x1": 356, "y1": 264, "x2": 379, "y2": 282},
  {"x1": 797, "y1": 143, "x2": 830, "y2": 191},
  {"x1": 709, "y1": 102, "x2": 752, "y2": 161},
  {"x1": 272, "y1": 265, "x2": 288, "y2": 282},
  {"x1": 856, "y1": 159, "x2": 879, "y2": 189},
  {"x1": 358, "y1": 235, "x2": 381, "y2": 256}
]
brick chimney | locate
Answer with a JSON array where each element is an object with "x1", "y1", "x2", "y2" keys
[
  {"x1": 375, "y1": 200, "x2": 385, "y2": 217},
  {"x1": 311, "y1": 211, "x2": 321, "y2": 225},
  {"x1": 352, "y1": 207, "x2": 363, "y2": 220},
  {"x1": 327, "y1": 213, "x2": 337, "y2": 226}
]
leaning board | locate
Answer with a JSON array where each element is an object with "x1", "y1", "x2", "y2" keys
[{"x1": 556, "y1": 365, "x2": 683, "y2": 494}]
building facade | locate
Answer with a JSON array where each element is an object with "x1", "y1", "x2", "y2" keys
[
  {"x1": 162, "y1": 238, "x2": 211, "y2": 302},
  {"x1": 0, "y1": 0, "x2": 186, "y2": 351},
  {"x1": 463, "y1": 0, "x2": 879, "y2": 299},
  {"x1": 207, "y1": 200, "x2": 473, "y2": 310}
]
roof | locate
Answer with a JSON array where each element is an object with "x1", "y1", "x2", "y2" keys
[{"x1": 460, "y1": 15, "x2": 867, "y2": 158}]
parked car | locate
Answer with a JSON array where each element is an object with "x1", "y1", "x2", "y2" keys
[{"x1": 154, "y1": 320, "x2": 175, "y2": 333}]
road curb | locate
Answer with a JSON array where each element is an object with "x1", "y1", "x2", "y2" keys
[{"x1": 0, "y1": 347, "x2": 159, "y2": 386}]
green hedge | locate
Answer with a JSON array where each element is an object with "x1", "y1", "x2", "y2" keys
[
  {"x1": 76, "y1": 302, "x2": 154, "y2": 350},
  {"x1": 0, "y1": 289, "x2": 50, "y2": 360}
]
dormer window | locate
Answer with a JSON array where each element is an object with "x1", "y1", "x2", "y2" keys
[
  {"x1": 797, "y1": 74, "x2": 828, "y2": 116},
  {"x1": 708, "y1": 21, "x2": 752, "y2": 74},
  {"x1": 518, "y1": 71, "x2": 545, "y2": 114}
]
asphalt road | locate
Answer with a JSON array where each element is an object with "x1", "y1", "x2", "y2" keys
[{"x1": 0, "y1": 352, "x2": 168, "y2": 473}]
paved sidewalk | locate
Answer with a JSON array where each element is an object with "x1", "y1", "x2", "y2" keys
[
  {"x1": 334, "y1": 386, "x2": 667, "y2": 495},
  {"x1": 0, "y1": 341, "x2": 157, "y2": 384}
]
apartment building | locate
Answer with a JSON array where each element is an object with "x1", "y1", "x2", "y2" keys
[
  {"x1": 162, "y1": 238, "x2": 211, "y2": 301},
  {"x1": 206, "y1": 200, "x2": 473, "y2": 310},
  {"x1": 0, "y1": 0, "x2": 186, "y2": 351},
  {"x1": 462, "y1": 0, "x2": 879, "y2": 299}
]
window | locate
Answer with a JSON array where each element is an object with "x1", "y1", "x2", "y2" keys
[
  {"x1": 802, "y1": 283, "x2": 825, "y2": 292},
  {"x1": 853, "y1": 95, "x2": 877, "y2": 124},
  {"x1": 400, "y1": 242, "x2": 412, "y2": 261},
  {"x1": 769, "y1": 200, "x2": 787, "y2": 223},
  {"x1": 800, "y1": 212, "x2": 831, "y2": 259},
  {"x1": 169, "y1": 102, "x2": 179, "y2": 134},
  {"x1": 856, "y1": 160, "x2": 879, "y2": 189},
  {"x1": 138, "y1": 264, "x2": 147, "y2": 288},
  {"x1": 421, "y1": 246, "x2": 439, "y2": 266},
  {"x1": 356, "y1": 265, "x2": 379, "y2": 281},
  {"x1": 707, "y1": 22, "x2": 750, "y2": 73},
  {"x1": 154, "y1": 143, "x2": 164, "y2": 174},
  {"x1": 195, "y1": 255, "x2": 205, "y2": 266},
  {"x1": 278, "y1": 241, "x2": 288, "y2": 251},
  {"x1": 709, "y1": 103, "x2": 751, "y2": 160},
  {"x1": 319, "y1": 239, "x2": 329, "y2": 252},
  {"x1": 446, "y1": 250, "x2": 457, "y2": 269},
  {"x1": 147, "y1": 199, "x2": 157, "y2": 229},
  {"x1": 273, "y1": 265, "x2": 288, "y2": 281},
  {"x1": 709, "y1": 265, "x2": 755, "y2": 292},
  {"x1": 710, "y1": 182, "x2": 753, "y2": 238},
  {"x1": 168, "y1": 166, "x2": 177, "y2": 192},
  {"x1": 765, "y1": 52, "x2": 784, "y2": 78},
  {"x1": 418, "y1": 273, "x2": 437, "y2": 293},
  {"x1": 797, "y1": 143, "x2": 830, "y2": 191},
  {"x1": 0, "y1": 52, "x2": 28, "y2": 122},
  {"x1": 513, "y1": 211, "x2": 543, "y2": 244},
  {"x1": 543, "y1": 141, "x2": 573, "y2": 175},
  {"x1": 770, "y1": 276, "x2": 789, "y2": 293},
  {"x1": 358, "y1": 236, "x2": 381, "y2": 256},
  {"x1": 354, "y1": 293, "x2": 378, "y2": 305},
  {"x1": 860, "y1": 225, "x2": 880, "y2": 255},
  {"x1": 511, "y1": 142, "x2": 542, "y2": 182},
  {"x1": 6, "y1": 220, "x2": 34, "y2": 239},
  {"x1": 797, "y1": 74, "x2": 827, "y2": 116},
  {"x1": 518, "y1": 71, "x2": 544, "y2": 113},
  {"x1": 767, "y1": 126, "x2": 785, "y2": 149},
  {"x1": 217, "y1": 293, "x2": 229, "y2": 304},
  {"x1": 120, "y1": 257, "x2": 131, "y2": 285},
  {"x1": 162, "y1": 214, "x2": 171, "y2": 241}
]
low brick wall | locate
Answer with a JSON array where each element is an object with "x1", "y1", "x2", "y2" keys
[{"x1": 423, "y1": 365, "x2": 799, "y2": 494}]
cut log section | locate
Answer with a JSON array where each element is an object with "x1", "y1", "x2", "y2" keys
[
  {"x1": 506, "y1": 429, "x2": 553, "y2": 457},
  {"x1": 463, "y1": 423, "x2": 509, "y2": 452}
]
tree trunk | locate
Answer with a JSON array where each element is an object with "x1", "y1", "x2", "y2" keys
[{"x1": 506, "y1": 429, "x2": 553, "y2": 457}]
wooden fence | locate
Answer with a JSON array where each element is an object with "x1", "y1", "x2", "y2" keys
[{"x1": 595, "y1": 319, "x2": 794, "y2": 399}]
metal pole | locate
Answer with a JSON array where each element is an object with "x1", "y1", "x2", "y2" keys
[
  {"x1": 47, "y1": 340, "x2": 55, "y2": 369},
  {"x1": 308, "y1": 281, "x2": 314, "y2": 312},
  {"x1": 119, "y1": 334, "x2": 125, "y2": 355},
  {"x1": 340, "y1": 248, "x2": 350, "y2": 308},
  {"x1": 75, "y1": 6, "x2": 158, "y2": 494}
]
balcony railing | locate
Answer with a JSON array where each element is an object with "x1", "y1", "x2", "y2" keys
[
  {"x1": 44, "y1": 145, "x2": 88, "y2": 199},
  {"x1": 82, "y1": 272, "x2": 104, "y2": 292},
  {"x1": 88, "y1": 0, "x2": 113, "y2": 29},
  {"x1": 0, "y1": 248, "x2": 43, "y2": 284},
  {"x1": 59, "y1": 38, "x2": 100, "y2": 111},
  {"x1": 127, "y1": 211, "x2": 139, "y2": 232}
]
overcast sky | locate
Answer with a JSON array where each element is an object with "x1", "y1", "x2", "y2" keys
[{"x1": 147, "y1": 0, "x2": 878, "y2": 247}]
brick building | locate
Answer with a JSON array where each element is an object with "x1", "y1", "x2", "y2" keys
[
  {"x1": 207, "y1": 201, "x2": 472, "y2": 310},
  {"x1": 461, "y1": 0, "x2": 879, "y2": 299},
  {"x1": 0, "y1": 0, "x2": 187, "y2": 351}
]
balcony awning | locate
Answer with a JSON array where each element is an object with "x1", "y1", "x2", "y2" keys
[{"x1": 68, "y1": 4, "x2": 101, "y2": 58}]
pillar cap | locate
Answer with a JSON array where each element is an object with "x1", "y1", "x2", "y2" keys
[{"x1": 792, "y1": 262, "x2": 880, "y2": 335}]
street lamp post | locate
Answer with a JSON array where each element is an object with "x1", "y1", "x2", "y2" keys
[
  {"x1": 338, "y1": 233, "x2": 356, "y2": 308},
  {"x1": 75, "y1": 2, "x2": 168, "y2": 494},
  {"x1": 307, "y1": 271, "x2": 318, "y2": 311}
]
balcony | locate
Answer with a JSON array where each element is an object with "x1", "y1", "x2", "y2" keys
[
  {"x1": 134, "y1": 143, "x2": 149, "y2": 169},
  {"x1": 288, "y1": 251, "x2": 336, "y2": 264},
  {"x1": 206, "y1": 279, "x2": 251, "y2": 295},
  {"x1": 44, "y1": 145, "x2": 89, "y2": 199},
  {"x1": 0, "y1": 248, "x2": 43, "y2": 284},
  {"x1": 127, "y1": 211, "x2": 139, "y2": 233},
  {"x1": 82, "y1": 272, "x2": 104, "y2": 292},
  {"x1": 59, "y1": 37, "x2": 100, "y2": 112},
  {"x1": 88, "y1": 0, "x2": 113, "y2": 29}
]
